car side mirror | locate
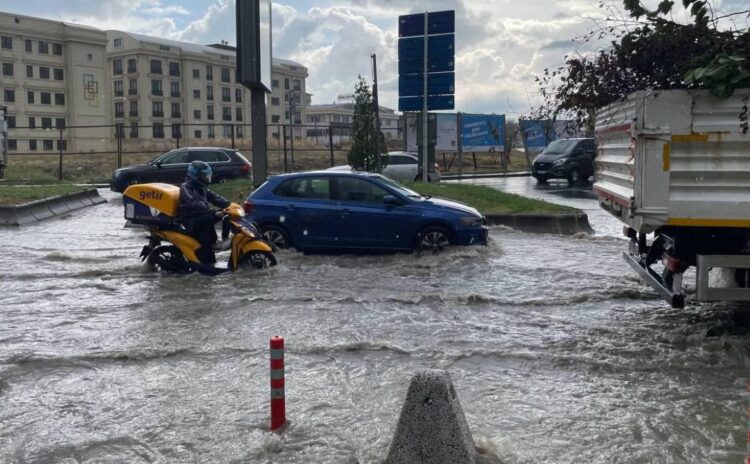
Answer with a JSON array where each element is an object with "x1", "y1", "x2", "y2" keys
[
  {"x1": 154, "y1": 161, "x2": 163, "y2": 168},
  {"x1": 383, "y1": 195, "x2": 402, "y2": 206}
]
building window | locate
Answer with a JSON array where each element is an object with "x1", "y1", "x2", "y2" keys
[
  {"x1": 271, "y1": 97, "x2": 280, "y2": 106},
  {"x1": 128, "y1": 79, "x2": 137, "y2": 95},
  {"x1": 169, "y1": 62, "x2": 180, "y2": 76},
  {"x1": 26, "y1": 65, "x2": 32, "y2": 78},
  {"x1": 1, "y1": 36, "x2": 12, "y2": 50},
  {"x1": 151, "y1": 79, "x2": 163, "y2": 96},
  {"x1": 206, "y1": 85, "x2": 214, "y2": 101},
  {"x1": 56, "y1": 118, "x2": 65, "y2": 129},
  {"x1": 171, "y1": 123, "x2": 181, "y2": 139},
  {"x1": 24, "y1": 39, "x2": 31, "y2": 53},
  {"x1": 153, "y1": 123, "x2": 164, "y2": 138},
  {"x1": 150, "y1": 59, "x2": 162, "y2": 74},
  {"x1": 3, "y1": 89, "x2": 15, "y2": 103},
  {"x1": 222, "y1": 125, "x2": 232, "y2": 137},
  {"x1": 115, "y1": 101, "x2": 124, "y2": 118},
  {"x1": 55, "y1": 93, "x2": 65, "y2": 105},
  {"x1": 171, "y1": 102, "x2": 181, "y2": 118},
  {"x1": 52, "y1": 43, "x2": 62, "y2": 56},
  {"x1": 293, "y1": 79, "x2": 301, "y2": 91},
  {"x1": 41, "y1": 117, "x2": 52, "y2": 129},
  {"x1": 114, "y1": 80, "x2": 123, "y2": 97},
  {"x1": 235, "y1": 88, "x2": 242, "y2": 103},
  {"x1": 29, "y1": 140, "x2": 37, "y2": 151},
  {"x1": 114, "y1": 38, "x2": 122, "y2": 48},
  {"x1": 1, "y1": 63, "x2": 12, "y2": 76},
  {"x1": 130, "y1": 122, "x2": 139, "y2": 138},
  {"x1": 220, "y1": 67, "x2": 231, "y2": 83},
  {"x1": 159, "y1": 45, "x2": 170, "y2": 51},
  {"x1": 170, "y1": 81, "x2": 180, "y2": 98},
  {"x1": 207, "y1": 105, "x2": 214, "y2": 120},
  {"x1": 54, "y1": 68, "x2": 64, "y2": 80},
  {"x1": 152, "y1": 101, "x2": 163, "y2": 117},
  {"x1": 284, "y1": 78, "x2": 289, "y2": 90},
  {"x1": 7, "y1": 139, "x2": 17, "y2": 151},
  {"x1": 236, "y1": 107, "x2": 243, "y2": 122},
  {"x1": 194, "y1": 130, "x2": 202, "y2": 139},
  {"x1": 38, "y1": 41, "x2": 49, "y2": 54},
  {"x1": 113, "y1": 59, "x2": 123, "y2": 75},
  {"x1": 271, "y1": 115, "x2": 280, "y2": 123},
  {"x1": 208, "y1": 124, "x2": 215, "y2": 139},
  {"x1": 193, "y1": 110, "x2": 201, "y2": 120},
  {"x1": 87, "y1": 53, "x2": 93, "y2": 61},
  {"x1": 39, "y1": 67, "x2": 50, "y2": 79},
  {"x1": 40, "y1": 92, "x2": 51, "y2": 105},
  {"x1": 43, "y1": 140, "x2": 53, "y2": 150},
  {"x1": 56, "y1": 140, "x2": 67, "y2": 151},
  {"x1": 285, "y1": 111, "x2": 289, "y2": 120},
  {"x1": 5, "y1": 116, "x2": 15, "y2": 128},
  {"x1": 222, "y1": 106, "x2": 231, "y2": 121},
  {"x1": 272, "y1": 79, "x2": 279, "y2": 88},
  {"x1": 129, "y1": 100, "x2": 138, "y2": 116},
  {"x1": 193, "y1": 89, "x2": 200, "y2": 99},
  {"x1": 206, "y1": 65, "x2": 213, "y2": 81},
  {"x1": 27, "y1": 91, "x2": 34, "y2": 104},
  {"x1": 28, "y1": 117, "x2": 35, "y2": 128},
  {"x1": 127, "y1": 58, "x2": 136, "y2": 73},
  {"x1": 221, "y1": 87, "x2": 231, "y2": 102},
  {"x1": 193, "y1": 68, "x2": 200, "y2": 79}
]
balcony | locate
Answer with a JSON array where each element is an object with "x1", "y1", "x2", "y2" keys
[
  {"x1": 115, "y1": 111, "x2": 124, "y2": 118},
  {"x1": 128, "y1": 88, "x2": 137, "y2": 96},
  {"x1": 151, "y1": 90, "x2": 163, "y2": 96},
  {"x1": 222, "y1": 116, "x2": 232, "y2": 122},
  {"x1": 222, "y1": 96, "x2": 231, "y2": 102},
  {"x1": 207, "y1": 95, "x2": 214, "y2": 101},
  {"x1": 150, "y1": 67, "x2": 162, "y2": 75},
  {"x1": 113, "y1": 68, "x2": 123, "y2": 76},
  {"x1": 207, "y1": 115, "x2": 214, "y2": 121},
  {"x1": 152, "y1": 111, "x2": 164, "y2": 118},
  {"x1": 171, "y1": 112, "x2": 182, "y2": 119},
  {"x1": 129, "y1": 110, "x2": 138, "y2": 117},
  {"x1": 170, "y1": 92, "x2": 181, "y2": 98},
  {"x1": 127, "y1": 66, "x2": 137, "y2": 74},
  {"x1": 169, "y1": 71, "x2": 180, "y2": 77},
  {"x1": 114, "y1": 91, "x2": 123, "y2": 97}
]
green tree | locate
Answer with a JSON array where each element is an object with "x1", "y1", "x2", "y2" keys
[
  {"x1": 534, "y1": 1, "x2": 750, "y2": 129},
  {"x1": 347, "y1": 76, "x2": 387, "y2": 172}
]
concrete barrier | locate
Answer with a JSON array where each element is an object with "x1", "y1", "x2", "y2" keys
[
  {"x1": 485, "y1": 211, "x2": 593, "y2": 235},
  {"x1": 0, "y1": 189, "x2": 106, "y2": 226},
  {"x1": 386, "y1": 370, "x2": 476, "y2": 464}
]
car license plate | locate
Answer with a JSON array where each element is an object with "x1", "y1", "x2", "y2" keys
[{"x1": 536, "y1": 170, "x2": 547, "y2": 175}]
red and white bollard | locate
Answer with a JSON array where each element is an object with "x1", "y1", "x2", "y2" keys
[{"x1": 270, "y1": 336, "x2": 286, "y2": 431}]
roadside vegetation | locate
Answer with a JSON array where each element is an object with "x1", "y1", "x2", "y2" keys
[{"x1": 0, "y1": 184, "x2": 89, "y2": 206}]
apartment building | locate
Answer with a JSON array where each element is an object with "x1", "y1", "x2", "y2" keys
[
  {"x1": 106, "y1": 32, "x2": 310, "y2": 149},
  {"x1": 0, "y1": 11, "x2": 110, "y2": 154},
  {"x1": 302, "y1": 95, "x2": 401, "y2": 144}
]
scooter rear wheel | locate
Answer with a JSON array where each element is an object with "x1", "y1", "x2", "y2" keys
[
  {"x1": 147, "y1": 245, "x2": 194, "y2": 274},
  {"x1": 239, "y1": 250, "x2": 277, "y2": 269}
]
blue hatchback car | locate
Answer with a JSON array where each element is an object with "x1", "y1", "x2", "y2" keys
[{"x1": 244, "y1": 171, "x2": 488, "y2": 253}]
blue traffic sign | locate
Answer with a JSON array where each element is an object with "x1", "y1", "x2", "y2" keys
[
  {"x1": 399, "y1": 10, "x2": 455, "y2": 37},
  {"x1": 399, "y1": 95, "x2": 455, "y2": 112},
  {"x1": 399, "y1": 56, "x2": 455, "y2": 75},
  {"x1": 399, "y1": 73, "x2": 455, "y2": 97},
  {"x1": 398, "y1": 35, "x2": 454, "y2": 61}
]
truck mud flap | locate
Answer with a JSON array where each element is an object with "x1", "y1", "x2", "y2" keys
[{"x1": 623, "y1": 251, "x2": 685, "y2": 309}]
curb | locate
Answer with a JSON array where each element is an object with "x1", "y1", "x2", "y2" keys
[
  {"x1": 485, "y1": 211, "x2": 593, "y2": 235},
  {"x1": 442, "y1": 171, "x2": 531, "y2": 180},
  {"x1": 0, "y1": 189, "x2": 107, "y2": 226}
]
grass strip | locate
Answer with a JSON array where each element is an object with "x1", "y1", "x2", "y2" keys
[{"x1": 0, "y1": 184, "x2": 89, "y2": 206}]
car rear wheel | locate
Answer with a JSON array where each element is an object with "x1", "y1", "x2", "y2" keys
[
  {"x1": 262, "y1": 224, "x2": 292, "y2": 250},
  {"x1": 567, "y1": 169, "x2": 581, "y2": 186},
  {"x1": 417, "y1": 226, "x2": 452, "y2": 254}
]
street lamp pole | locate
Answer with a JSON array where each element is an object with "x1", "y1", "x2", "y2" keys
[{"x1": 371, "y1": 53, "x2": 382, "y2": 173}]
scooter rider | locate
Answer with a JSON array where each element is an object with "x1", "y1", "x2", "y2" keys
[{"x1": 177, "y1": 161, "x2": 230, "y2": 264}]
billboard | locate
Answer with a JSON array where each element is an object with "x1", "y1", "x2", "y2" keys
[
  {"x1": 460, "y1": 114, "x2": 505, "y2": 152},
  {"x1": 405, "y1": 113, "x2": 458, "y2": 152},
  {"x1": 520, "y1": 119, "x2": 580, "y2": 153}
]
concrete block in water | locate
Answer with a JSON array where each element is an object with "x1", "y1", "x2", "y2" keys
[{"x1": 386, "y1": 370, "x2": 476, "y2": 464}]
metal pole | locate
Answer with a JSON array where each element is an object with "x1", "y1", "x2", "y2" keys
[
  {"x1": 421, "y1": 12, "x2": 429, "y2": 183},
  {"x1": 231, "y1": 123, "x2": 236, "y2": 149},
  {"x1": 282, "y1": 124, "x2": 288, "y2": 173},
  {"x1": 176, "y1": 124, "x2": 181, "y2": 149},
  {"x1": 58, "y1": 126, "x2": 64, "y2": 181},
  {"x1": 118, "y1": 124, "x2": 123, "y2": 168},
  {"x1": 329, "y1": 124, "x2": 334, "y2": 167},
  {"x1": 457, "y1": 113, "x2": 463, "y2": 179},
  {"x1": 371, "y1": 53, "x2": 382, "y2": 172},
  {"x1": 250, "y1": 88, "x2": 268, "y2": 187}
]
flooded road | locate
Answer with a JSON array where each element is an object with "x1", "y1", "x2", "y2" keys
[{"x1": 0, "y1": 188, "x2": 748, "y2": 463}]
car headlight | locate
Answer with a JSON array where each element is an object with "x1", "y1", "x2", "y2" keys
[
  {"x1": 113, "y1": 170, "x2": 122, "y2": 179},
  {"x1": 552, "y1": 158, "x2": 567, "y2": 166},
  {"x1": 460, "y1": 216, "x2": 483, "y2": 227}
]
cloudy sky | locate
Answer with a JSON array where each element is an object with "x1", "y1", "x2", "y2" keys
[{"x1": 3, "y1": 1, "x2": 746, "y2": 116}]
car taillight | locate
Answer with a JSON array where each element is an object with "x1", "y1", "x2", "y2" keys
[
  {"x1": 243, "y1": 200, "x2": 255, "y2": 214},
  {"x1": 241, "y1": 163, "x2": 251, "y2": 173},
  {"x1": 434, "y1": 163, "x2": 441, "y2": 173}
]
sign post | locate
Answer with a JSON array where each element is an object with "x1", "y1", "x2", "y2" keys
[{"x1": 398, "y1": 10, "x2": 455, "y2": 182}]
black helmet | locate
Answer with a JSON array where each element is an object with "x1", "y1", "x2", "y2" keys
[{"x1": 187, "y1": 160, "x2": 212, "y2": 186}]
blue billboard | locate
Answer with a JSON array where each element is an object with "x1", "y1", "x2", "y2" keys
[
  {"x1": 461, "y1": 114, "x2": 505, "y2": 152},
  {"x1": 520, "y1": 119, "x2": 580, "y2": 153}
]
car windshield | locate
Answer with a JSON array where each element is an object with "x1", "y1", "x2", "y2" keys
[
  {"x1": 371, "y1": 175, "x2": 422, "y2": 198},
  {"x1": 543, "y1": 139, "x2": 578, "y2": 155}
]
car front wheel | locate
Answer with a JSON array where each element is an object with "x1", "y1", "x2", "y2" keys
[
  {"x1": 567, "y1": 169, "x2": 581, "y2": 186},
  {"x1": 262, "y1": 224, "x2": 292, "y2": 250},
  {"x1": 417, "y1": 226, "x2": 452, "y2": 254}
]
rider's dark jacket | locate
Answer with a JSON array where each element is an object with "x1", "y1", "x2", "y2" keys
[{"x1": 177, "y1": 177, "x2": 230, "y2": 229}]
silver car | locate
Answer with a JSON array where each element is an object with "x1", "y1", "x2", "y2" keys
[{"x1": 328, "y1": 152, "x2": 441, "y2": 182}]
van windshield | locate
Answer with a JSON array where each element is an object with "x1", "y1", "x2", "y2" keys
[{"x1": 543, "y1": 139, "x2": 578, "y2": 155}]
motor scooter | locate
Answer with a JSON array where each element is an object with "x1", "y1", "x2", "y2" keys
[{"x1": 123, "y1": 183, "x2": 276, "y2": 275}]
